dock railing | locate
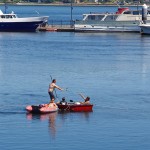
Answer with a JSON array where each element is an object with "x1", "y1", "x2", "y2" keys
[
  {"x1": 38, "y1": 19, "x2": 75, "y2": 31},
  {"x1": 48, "y1": 20, "x2": 75, "y2": 28}
]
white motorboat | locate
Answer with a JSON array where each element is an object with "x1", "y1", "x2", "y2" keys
[{"x1": 74, "y1": 5, "x2": 150, "y2": 32}]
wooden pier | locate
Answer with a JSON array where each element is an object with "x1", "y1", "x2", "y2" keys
[{"x1": 38, "y1": 25, "x2": 75, "y2": 32}]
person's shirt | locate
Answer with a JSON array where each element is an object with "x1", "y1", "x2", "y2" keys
[
  {"x1": 48, "y1": 83, "x2": 61, "y2": 92},
  {"x1": 81, "y1": 100, "x2": 90, "y2": 105}
]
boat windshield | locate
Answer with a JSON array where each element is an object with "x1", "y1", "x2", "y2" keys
[
  {"x1": 123, "y1": 10, "x2": 142, "y2": 15},
  {"x1": 0, "y1": 15, "x2": 16, "y2": 18},
  {"x1": 123, "y1": 11, "x2": 132, "y2": 14},
  {"x1": 85, "y1": 15, "x2": 105, "y2": 21},
  {"x1": 103, "y1": 15, "x2": 118, "y2": 21}
]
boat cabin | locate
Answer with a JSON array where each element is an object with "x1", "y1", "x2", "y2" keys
[
  {"x1": 83, "y1": 14, "x2": 119, "y2": 21},
  {"x1": 0, "y1": 10, "x2": 17, "y2": 19},
  {"x1": 82, "y1": 8, "x2": 150, "y2": 22}
]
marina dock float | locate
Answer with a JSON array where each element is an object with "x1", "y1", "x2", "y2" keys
[
  {"x1": 57, "y1": 28, "x2": 75, "y2": 32},
  {"x1": 38, "y1": 25, "x2": 75, "y2": 32}
]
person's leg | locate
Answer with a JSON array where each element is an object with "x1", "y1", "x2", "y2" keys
[{"x1": 48, "y1": 91, "x2": 55, "y2": 103}]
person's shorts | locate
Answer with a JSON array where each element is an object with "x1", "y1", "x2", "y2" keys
[{"x1": 48, "y1": 91, "x2": 55, "y2": 100}]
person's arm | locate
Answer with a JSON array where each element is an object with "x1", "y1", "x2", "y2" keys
[
  {"x1": 79, "y1": 93, "x2": 86, "y2": 100},
  {"x1": 55, "y1": 84, "x2": 63, "y2": 91}
]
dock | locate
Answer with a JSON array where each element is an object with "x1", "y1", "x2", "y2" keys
[{"x1": 38, "y1": 25, "x2": 75, "y2": 32}]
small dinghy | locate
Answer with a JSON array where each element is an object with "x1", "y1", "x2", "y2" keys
[
  {"x1": 57, "y1": 102, "x2": 93, "y2": 112},
  {"x1": 26, "y1": 104, "x2": 58, "y2": 114}
]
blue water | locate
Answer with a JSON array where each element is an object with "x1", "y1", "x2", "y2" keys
[{"x1": 1, "y1": 5, "x2": 150, "y2": 150}]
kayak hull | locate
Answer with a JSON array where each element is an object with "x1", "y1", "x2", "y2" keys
[
  {"x1": 26, "y1": 105, "x2": 58, "y2": 114},
  {"x1": 57, "y1": 103, "x2": 93, "y2": 112}
]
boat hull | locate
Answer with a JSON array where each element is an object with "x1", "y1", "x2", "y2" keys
[
  {"x1": 0, "y1": 21, "x2": 44, "y2": 32},
  {"x1": 139, "y1": 24, "x2": 150, "y2": 34},
  {"x1": 57, "y1": 104, "x2": 93, "y2": 112},
  {"x1": 26, "y1": 105, "x2": 58, "y2": 114},
  {"x1": 75, "y1": 21, "x2": 141, "y2": 33}
]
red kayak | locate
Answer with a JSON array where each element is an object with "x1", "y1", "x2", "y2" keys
[
  {"x1": 57, "y1": 103, "x2": 93, "y2": 112},
  {"x1": 26, "y1": 104, "x2": 58, "y2": 114}
]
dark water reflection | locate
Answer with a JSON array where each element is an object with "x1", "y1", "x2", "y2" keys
[
  {"x1": 26, "y1": 112, "x2": 57, "y2": 139},
  {"x1": 26, "y1": 111, "x2": 92, "y2": 139}
]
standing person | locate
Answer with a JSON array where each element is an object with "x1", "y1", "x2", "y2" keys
[{"x1": 48, "y1": 79, "x2": 63, "y2": 103}]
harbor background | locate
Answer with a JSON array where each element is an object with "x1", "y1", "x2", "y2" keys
[
  {"x1": 0, "y1": 4, "x2": 142, "y2": 24},
  {"x1": 1, "y1": 5, "x2": 150, "y2": 150}
]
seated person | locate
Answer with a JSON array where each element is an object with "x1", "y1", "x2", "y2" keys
[
  {"x1": 59, "y1": 97, "x2": 67, "y2": 105},
  {"x1": 79, "y1": 93, "x2": 90, "y2": 105}
]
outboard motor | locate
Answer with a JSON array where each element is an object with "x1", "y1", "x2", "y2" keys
[{"x1": 142, "y1": 4, "x2": 148, "y2": 24}]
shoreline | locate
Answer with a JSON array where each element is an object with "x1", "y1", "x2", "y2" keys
[{"x1": 0, "y1": 2, "x2": 142, "y2": 7}]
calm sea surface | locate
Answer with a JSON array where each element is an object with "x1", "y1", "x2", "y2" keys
[{"x1": 1, "y1": 5, "x2": 150, "y2": 150}]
